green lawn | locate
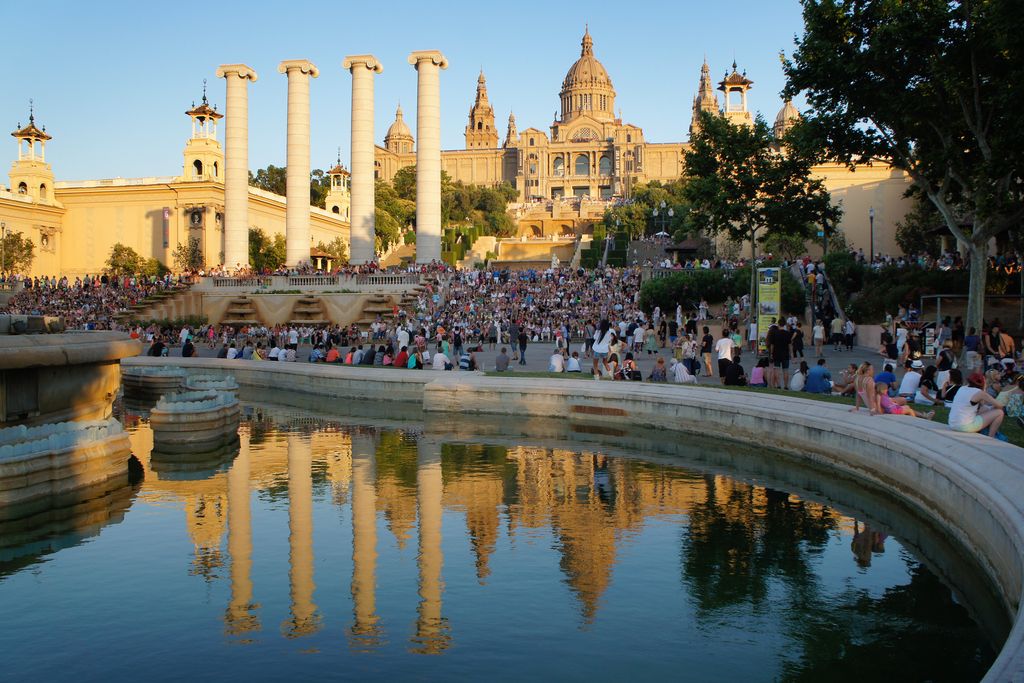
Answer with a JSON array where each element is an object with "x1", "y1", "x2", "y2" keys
[{"x1": 484, "y1": 371, "x2": 1024, "y2": 447}]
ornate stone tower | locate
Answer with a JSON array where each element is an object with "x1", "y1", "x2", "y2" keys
[
  {"x1": 464, "y1": 70, "x2": 498, "y2": 148},
  {"x1": 9, "y1": 101, "x2": 58, "y2": 205},
  {"x1": 688, "y1": 61, "x2": 720, "y2": 139},
  {"x1": 503, "y1": 112, "x2": 518, "y2": 148},
  {"x1": 718, "y1": 61, "x2": 754, "y2": 127},
  {"x1": 384, "y1": 104, "x2": 414, "y2": 155},
  {"x1": 558, "y1": 27, "x2": 616, "y2": 123},
  {"x1": 773, "y1": 99, "x2": 801, "y2": 139},
  {"x1": 181, "y1": 81, "x2": 225, "y2": 181},
  {"x1": 326, "y1": 150, "x2": 351, "y2": 222}
]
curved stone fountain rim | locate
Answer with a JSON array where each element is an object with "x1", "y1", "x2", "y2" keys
[{"x1": 120, "y1": 356, "x2": 1024, "y2": 680}]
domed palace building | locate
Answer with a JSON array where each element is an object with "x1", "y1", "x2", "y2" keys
[{"x1": 375, "y1": 28, "x2": 913, "y2": 251}]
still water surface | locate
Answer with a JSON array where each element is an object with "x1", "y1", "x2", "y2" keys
[{"x1": 0, "y1": 399, "x2": 999, "y2": 681}]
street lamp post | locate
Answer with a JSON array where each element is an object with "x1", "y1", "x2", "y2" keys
[
  {"x1": 869, "y1": 206, "x2": 875, "y2": 264},
  {"x1": 651, "y1": 200, "x2": 674, "y2": 237}
]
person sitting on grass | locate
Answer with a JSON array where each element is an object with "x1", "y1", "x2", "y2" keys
[
  {"x1": 851, "y1": 362, "x2": 879, "y2": 415},
  {"x1": 790, "y1": 360, "x2": 809, "y2": 392},
  {"x1": 804, "y1": 359, "x2": 833, "y2": 394},
  {"x1": 938, "y1": 368, "x2": 963, "y2": 404},
  {"x1": 548, "y1": 350, "x2": 565, "y2": 373},
  {"x1": 877, "y1": 382, "x2": 934, "y2": 419},
  {"x1": 670, "y1": 358, "x2": 697, "y2": 384},
  {"x1": 914, "y1": 365, "x2": 943, "y2": 406},
  {"x1": 724, "y1": 350, "x2": 747, "y2": 386},
  {"x1": 948, "y1": 372, "x2": 1005, "y2": 438},
  {"x1": 495, "y1": 347, "x2": 510, "y2": 372},
  {"x1": 566, "y1": 351, "x2": 582, "y2": 373},
  {"x1": 749, "y1": 358, "x2": 769, "y2": 387}
]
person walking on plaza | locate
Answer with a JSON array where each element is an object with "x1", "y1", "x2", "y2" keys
[
  {"x1": 830, "y1": 316, "x2": 844, "y2": 351},
  {"x1": 592, "y1": 319, "x2": 614, "y2": 379},
  {"x1": 714, "y1": 328, "x2": 735, "y2": 383},
  {"x1": 517, "y1": 328, "x2": 528, "y2": 365},
  {"x1": 813, "y1": 319, "x2": 825, "y2": 357},
  {"x1": 701, "y1": 326, "x2": 714, "y2": 377},
  {"x1": 844, "y1": 318, "x2": 856, "y2": 352}
]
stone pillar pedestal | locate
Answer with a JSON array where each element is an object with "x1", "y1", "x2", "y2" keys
[
  {"x1": 342, "y1": 55, "x2": 383, "y2": 264},
  {"x1": 408, "y1": 51, "x2": 448, "y2": 264},
  {"x1": 216, "y1": 64, "x2": 258, "y2": 272},
  {"x1": 279, "y1": 60, "x2": 320, "y2": 268}
]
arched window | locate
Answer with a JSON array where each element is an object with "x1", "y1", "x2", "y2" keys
[
  {"x1": 599, "y1": 155, "x2": 612, "y2": 175},
  {"x1": 193, "y1": 159, "x2": 203, "y2": 178},
  {"x1": 553, "y1": 156, "x2": 564, "y2": 176},
  {"x1": 477, "y1": 121, "x2": 483, "y2": 130},
  {"x1": 213, "y1": 161, "x2": 218, "y2": 178},
  {"x1": 39, "y1": 184, "x2": 47, "y2": 199},
  {"x1": 529, "y1": 137, "x2": 535, "y2": 146},
  {"x1": 17, "y1": 182, "x2": 27, "y2": 194},
  {"x1": 626, "y1": 134, "x2": 632, "y2": 143},
  {"x1": 574, "y1": 153, "x2": 589, "y2": 176}
]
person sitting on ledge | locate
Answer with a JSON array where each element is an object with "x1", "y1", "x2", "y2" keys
[
  {"x1": 432, "y1": 349, "x2": 453, "y2": 371},
  {"x1": 948, "y1": 371, "x2": 1005, "y2": 437},
  {"x1": 309, "y1": 345, "x2": 325, "y2": 363},
  {"x1": 217, "y1": 343, "x2": 229, "y2": 359},
  {"x1": 325, "y1": 345, "x2": 341, "y2": 363},
  {"x1": 252, "y1": 342, "x2": 265, "y2": 360},
  {"x1": 394, "y1": 346, "x2": 409, "y2": 369},
  {"x1": 495, "y1": 347, "x2": 510, "y2": 372}
]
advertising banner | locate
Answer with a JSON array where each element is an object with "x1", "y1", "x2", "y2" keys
[{"x1": 756, "y1": 267, "x2": 781, "y2": 352}]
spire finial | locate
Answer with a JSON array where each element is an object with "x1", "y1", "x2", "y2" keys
[
  {"x1": 337, "y1": 146, "x2": 342, "y2": 166},
  {"x1": 581, "y1": 24, "x2": 593, "y2": 55},
  {"x1": 28, "y1": 99, "x2": 34, "y2": 125},
  {"x1": 202, "y1": 78, "x2": 208, "y2": 104}
]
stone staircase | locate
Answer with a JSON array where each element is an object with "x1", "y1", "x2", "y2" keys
[
  {"x1": 354, "y1": 293, "x2": 395, "y2": 331},
  {"x1": 113, "y1": 286, "x2": 199, "y2": 324},
  {"x1": 289, "y1": 295, "x2": 329, "y2": 326},
  {"x1": 221, "y1": 296, "x2": 261, "y2": 327}
]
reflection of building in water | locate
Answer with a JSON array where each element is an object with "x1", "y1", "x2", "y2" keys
[
  {"x1": 225, "y1": 430, "x2": 259, "y2": 635},
  {"x1": 412, "y1": 439, "x2": 450, "y2": 654},
  {"x1": 349, "y1": 431, "x2": 383, "y2": 650},
  {"x1": 282, "y1": 434, "x2": 321, "y2": 638},
  {"x1": 440, "y1": 444, "x2": 505, "y2": 582}
]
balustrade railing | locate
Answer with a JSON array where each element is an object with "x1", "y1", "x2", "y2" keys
[
  {"x1": 211, "y1": 277, "x2": 272, "y2": 288},
  {"x1": 287, "y1": 275, "x2": 339, "y2": 287}
]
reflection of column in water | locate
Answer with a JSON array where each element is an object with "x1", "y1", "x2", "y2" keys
[
  {"x1": 412, "y1": 438, "x2": 450, "y2": 654},
  {"x1": 349, "y1": 431, "x2": 382, "y2": 649},
  {"x1": 225, "y1": 429, "x2": 260, "y2": 635},
  {"x1": 283, "y1": 433, "x2": 321, "y2": 638}
]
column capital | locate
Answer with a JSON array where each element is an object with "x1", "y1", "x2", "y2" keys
[
  {"x1": 278, "y1": 59, "x2": 320, "y2": 78},
  {"x1": 408, "y1": 50, "x2": 448, "y2": 70},
  {"x1": 216, "y1": 63, "x2": 259, "y2": 82},
  {"x1": 342, "y1": 55, "x2": 383, "y2": 74}
]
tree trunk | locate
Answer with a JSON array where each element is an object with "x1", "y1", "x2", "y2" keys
[
  {"x1": 749, "y1": 229, "x2": 758, "y2": 320},
  {"x1": 965, "y1": 245, "x2": 988, "y2": 339}
]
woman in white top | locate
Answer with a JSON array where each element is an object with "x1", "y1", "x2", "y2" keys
[
  {"x1": 790, "y1": 361, "x2": 809, "y2": 391},
  {"x1": 813, "y1": 321, "x2": 825, "y2": 357},
  {"x1": 948, "y1": 372, "x2": 1004, "y2": 436},
  {"x1": 592, "y1": 320, "x2": 614, "y2": 379}
]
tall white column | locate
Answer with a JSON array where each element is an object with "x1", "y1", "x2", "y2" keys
[
  {"x1": 278, "y1": 60, "x2": 319, "y2": 268},
  {"x1": 342, "y1": 55, "x2": 383, "y2": 265},
  {"x1": 408, "y1": 51, "x2": 448, "y2": 264},
  {"x1": 283, "y1": 434, "x2": 321, "y2": 638},
  {"x1": 412, "y1": 437, "x2": 450, "y2": 653},
  {"x1": 216, "y1": 64, "x2": 258, "y2": 272},
  {"x1": 225, "y1": 431, "x2": 259, "y2": 635},
  {"x1": 349, "y1": 432, "x2": 382, "y2": 649}
]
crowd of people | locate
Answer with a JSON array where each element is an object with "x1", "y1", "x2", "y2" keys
[
  {"x1": 7, "y1": 256, "x2": 1023, "y2": 441},
  {"x1": 1, "y1": 273, "x2": 186, "y2": 329}
]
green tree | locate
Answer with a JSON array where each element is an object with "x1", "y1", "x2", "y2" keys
[
  {"x1": 783, "y1": 0, "x2": 1024, "y2": 338},
  {"x1": 374, "y1": 208, "x2": 402, "y2": 254},
  {"x1": 140, "y1": 257, "x2": 170, "y2": 278},
  {"x1": 392, "y1": 165, "x2": 417, "y2": 201},
  {"x1": 106, "y1": 243, "x2": 144, "y2": 277},
  {"x1": 172, "y1": 236, "x2": 204, "y2": 272},
  {"x1": 486, "y1": 210, "x2": 516, "y2": 238},
  {"x1": 683, "y1": 112, "x2": 840, "y2": 307},
  {"x1": 248, "y1": 227, "x2": 286, "y2": 272},
  {"x1": 0, "y1": 231, "x2": 35, "y2": 274},
  {"x1": 250, "y1": 164, "x2": 333, "y2": 207},
  {"x1": 761, "y1": 232, "x2": 808, "y2": 262},
  {"x1": 894, "y1": 196, "x2": 945, "y2": 256},
  {"x1": 315, "y1": 236, "x2": 349, "y2": 265}
]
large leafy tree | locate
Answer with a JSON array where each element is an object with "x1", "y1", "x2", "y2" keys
[
  {"x1": 315, "y1": 237, "x2": 349, "y2": 265},
  {"x1": 248, "y1": 227, "x2": 286, "y2": 272},
  {"x1": 249, "y1": 164, "x2": 332, "y2": 207},
  {"x1": 172, "y1": 236, "x2": 204, "y2": 272},
  {"x1": 0, "y1": 231, "x2": 35, "y2": 274},
  {"x1": 683, "y1": 112, "x2": 840, "y2": 306},
  {"x1": 106, "y1": 243, "x2": 145, "y2": 277},
  {"x1": 783, "y1": 0, "x2": 1024, "y2": 335}
]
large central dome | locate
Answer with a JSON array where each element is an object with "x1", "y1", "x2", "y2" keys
[
  {"x1": 561, "y1": 29, "x2": 613, "y2": 90},
  {"x1": 559, "y1": 28, "x2": 616, "y2": 123}
]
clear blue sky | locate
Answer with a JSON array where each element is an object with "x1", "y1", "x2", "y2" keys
[{"x1": 1, "y1": 0, "x2": 807, "y2": 181}]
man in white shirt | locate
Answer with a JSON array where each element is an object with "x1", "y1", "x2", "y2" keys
[
  {"x1": 898, "y1": 360, "x2": 924, "y2": 397},
  {"x1": 288, "y1": 327, "x2": 299, "y2": 348},
  {"x1": 714, "y1": 329, "x2": 735, "y2": 383},
  {"x1": 566, "y1": 352, "x2": 581, "y2": 372},
  {"x1": 432, "y1": 351, "x2": 452, "y2": 370},
  {"x1": 226, "y1": 344, "x2": 239, "y2": 360},
  {"x1": 548, "y1": 351, "x2": 565, "y2": 373},
  {"x1": 268, "y1": 345, "x2": 281, "y2": 361},
  {"x1": 670, "y1": 358, "x2": 697, "y2": 384}
]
